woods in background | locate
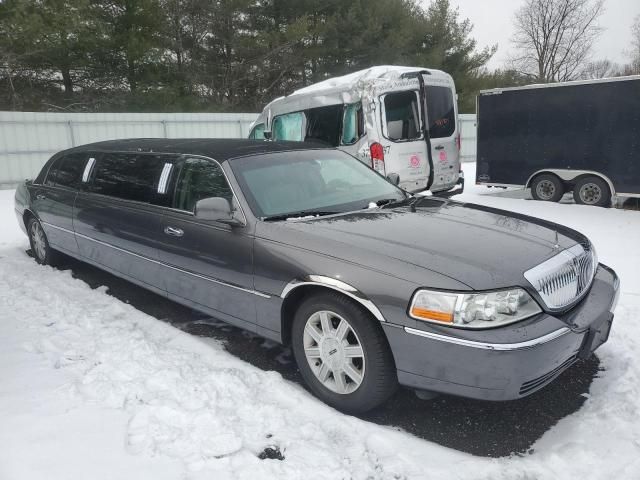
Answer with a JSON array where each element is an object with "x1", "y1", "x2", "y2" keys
[{"x1": 1, "y1": 0, "x2": 524, "y2": 113}]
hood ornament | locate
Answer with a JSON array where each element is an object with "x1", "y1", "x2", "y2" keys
[{"x1": 553, "y1": 230, "x2": 560, "y2": 249}]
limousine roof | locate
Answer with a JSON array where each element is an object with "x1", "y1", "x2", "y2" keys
[{"x1": 64, "y1": 138, "x2": 324, "y2": 161}]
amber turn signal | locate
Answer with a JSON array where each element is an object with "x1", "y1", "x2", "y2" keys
[{"x1": 410, "y1": 307, "x2": 454, "y2": 323}]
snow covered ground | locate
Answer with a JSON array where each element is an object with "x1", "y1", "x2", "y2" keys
[{"x1": 1, "y1": 163, "x2": 639, "y2": 479}]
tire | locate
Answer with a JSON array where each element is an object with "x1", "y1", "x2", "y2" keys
[
  {"x1": 27, "y1": 216, "x2": 57, "y2": 265},
  {"x1": 531, "y1": 174, "x2": 564, "y2": 202},
  {"x1": 291, "y1": 292, "x2": 397, "y2": 413},
  {"x1": 573, "y1": 176, "x2": 611, "y2": 207}
]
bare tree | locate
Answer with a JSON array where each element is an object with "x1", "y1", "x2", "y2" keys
[
  {"x1": 580, "y1": 59, "x2": 616, "y2": 79},
  {"x1": 510, "y1": 0, "x2": 604, "y2": 82},
  {"x1": 630, "y1": 15, "x2": 640, "y2": 74}
]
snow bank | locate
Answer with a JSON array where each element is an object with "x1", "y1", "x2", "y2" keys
[{"x1": 1, "y1": 168, "x2": 639, "y2": 479}]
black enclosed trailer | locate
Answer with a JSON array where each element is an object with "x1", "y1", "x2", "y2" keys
[{"x1": 476, "y1": 76, "x2": 640, "y2": 206}]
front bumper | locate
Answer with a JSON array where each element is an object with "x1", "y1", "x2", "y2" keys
[{"x1": 384, "y1": 264, "x2": 619, "y2": 401}]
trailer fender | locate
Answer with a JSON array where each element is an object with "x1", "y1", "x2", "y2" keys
[{"x1": 525, "y1": 170, "x2": 616, "y2": 197}]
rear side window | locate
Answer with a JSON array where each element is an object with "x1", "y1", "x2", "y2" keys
[
  {"x1": 304, "y1": 105, "x2": 342, "y2": 146},
  {"x1": 342, "y1": 103, "x2": 364, "y2": 145},
  {"x1": 383, "y1": 91, "x2": 422, "y2": 141},
  {"x1": 272, "y1": 112, "x2": 305, "y2": 141},
  {"x1": 249, "y1": 123, "x2": 265, "y2": 140},
  {"x1": 45, "y1": 153, "x2": 87, "y2": 189},
  {"x1": 172, "y1": 158, "x2": 232, "y2": 212},
  {"x1": 425, "y1": 85, "x2": 455, "y2": 138},
  {"x1": 91, "y1": 153, "x2": 164, "y2": 203}
]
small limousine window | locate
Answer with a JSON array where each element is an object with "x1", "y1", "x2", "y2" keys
[
  {"x1": 91, "y1": 153, "x2": 164, "y2": 203},
  {"x1": 173, "y1": 158, "x2": 232, "y2": 212},
  {"x1": 383, "y1": 91, "x2": 422, "y2": 141},
  {"x1": 45, "y1": 153, "x2": 88, "y2": 188}
]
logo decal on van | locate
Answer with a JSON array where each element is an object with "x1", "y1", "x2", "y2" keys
[
  {"x1": 409, "y1": 154, "x2": 421, "y2": 168},
  {"x1": 439, "y1": 151, "x2": 447, "y2": 162}
]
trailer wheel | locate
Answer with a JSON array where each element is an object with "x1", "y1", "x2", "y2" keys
[
  {"x1": 531, "y1": 174, "x2": 564, "y2": 202},
  {"x1": 573, "y1": 176, "x2": 611, "y2": 207}
]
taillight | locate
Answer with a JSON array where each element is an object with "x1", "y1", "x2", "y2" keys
[
  {"x1": 456, "y1": 133, "x2": 461, "y2": 151},
  {"x1": 370, "y1": 142, "x2": 386, "y2": 175}
]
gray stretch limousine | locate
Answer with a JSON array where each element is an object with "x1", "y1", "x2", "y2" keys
[{"x1": 14, "y1": 139, "x2": 619, "y2": 413}]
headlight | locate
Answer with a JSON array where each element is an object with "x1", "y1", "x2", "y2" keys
[{"x1": 409, "y1": 288, "x2": 542, "y2": 329}]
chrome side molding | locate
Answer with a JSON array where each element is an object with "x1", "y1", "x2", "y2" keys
[
  {"x1": 281, "y1": 275, "x2": 386, "y2": 322},
  {"x1": 40, "y1": 221, "x2": 271, "y2": 299}
]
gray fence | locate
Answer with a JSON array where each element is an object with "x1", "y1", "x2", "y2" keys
[
  {"x1": 0, "y1": 111, "x2": 259, "y2": 187},
  {"x1": 0, "y1": 111, "x2": 477, "y2": 188},
  {"x1": 458, "y1": 114, "x2": 477, "y2": 163}
]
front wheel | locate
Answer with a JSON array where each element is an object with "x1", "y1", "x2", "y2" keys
[
  {"x1": 291, "y1": 292, "x2": 397, "y2": 413},
  {"x1": 27, "y1": 217, "x2": 56, "y2": 265}
]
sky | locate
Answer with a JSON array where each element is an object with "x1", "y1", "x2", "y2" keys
[{"x1": 446, "y1": 0, "x2": 640, "y2": 70}]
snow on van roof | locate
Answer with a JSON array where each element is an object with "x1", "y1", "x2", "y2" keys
[
  {"x1": 254, "y1": 65, "x2": 453, "y2": 124},
  {"x1": 288, "y1": 65, "x2": 450, "y2": 97}
]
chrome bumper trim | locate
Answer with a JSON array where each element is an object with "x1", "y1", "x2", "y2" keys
[{"x1": 404, "y1": 326, "x2": 572, "y2": 351}]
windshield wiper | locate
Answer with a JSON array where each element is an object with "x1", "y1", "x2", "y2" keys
[
  {"x1": 262, "y1": 210, "x2": 340, "y2": 222},
  {"x1": 379, "y1": 195, "x2": 424, "y2": 212}
]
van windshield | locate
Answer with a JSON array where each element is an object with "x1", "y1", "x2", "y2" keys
[
  {"x1": 229, "y1": 150, "x2": 405, "y2": 219},
  {"x1": 425, "y1": 85, "x2": 455, "y2": 138}
]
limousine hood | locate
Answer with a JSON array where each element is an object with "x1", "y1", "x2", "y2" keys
[{"x1": 270, "y1": 199, "x2": 587, "y2": 290}]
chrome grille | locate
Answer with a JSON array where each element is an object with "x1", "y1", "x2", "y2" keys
[{"x1": 524, "y1": 244, "x2": 597, "y2": 310}]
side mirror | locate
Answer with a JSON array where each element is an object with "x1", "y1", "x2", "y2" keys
[
  {"x1": 386, "y1": 172, "x2": 400, "y2": 186},
  {"x1": 194, "y1": 197, "x2": 243, "y2": 225}
]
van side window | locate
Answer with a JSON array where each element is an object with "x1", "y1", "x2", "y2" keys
[
  {"x1": 426, "y1": 85, "x2": 455, "y2": 138},
  {"x1": 305, "y1": 105, "x2": 342, "y2": 146},
  {"x1": 249, "y1": 123, "x2": 265, "y2": 140},
  {"x1": 342, "y1": 103, "x2": 364, "y2": 145},
  {"x1": 173, "y1": 158, "x2": 232, "y2": 212},
  {"x1": 45, "y1": 153, "x2": 87, "y2": 189},
  {"x1": 91, "y1": 153, "x2": 164, "y2": 203},
  {"x1": 383, "y1": 91, "x2": 422, "y2": 141},
  {"x1": 272, "y1": 112, "x2": 305, "y2": 141}
]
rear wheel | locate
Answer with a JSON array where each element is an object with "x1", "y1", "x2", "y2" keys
[
  {"x1": 27, "y1": 217, "x2": 56, "y2": 265},
  {"x1": 291, "y1": 292, "x2": 397, "y2": 413},
  {"x1": 573, "y1": 176, "x2": 611, "y2": 207},
  {"x1": 531, "y1": 174, "x2": 564, "y2": 202}
]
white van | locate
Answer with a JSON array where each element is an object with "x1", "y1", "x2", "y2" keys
[{"x1": 249, "y1": 65, "x2": 463, "y2": 195}]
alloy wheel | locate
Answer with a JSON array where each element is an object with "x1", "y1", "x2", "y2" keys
[
  {"x1": 302, "y1": 310, "x2": 366, "y2": 395},
  {"x1": 30, "y1": 221, "x2": 47, "y2": 261}
]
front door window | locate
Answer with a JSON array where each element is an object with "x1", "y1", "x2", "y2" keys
[{"x1": 173, "y1": 158, "x2": 233, "y2": 212}]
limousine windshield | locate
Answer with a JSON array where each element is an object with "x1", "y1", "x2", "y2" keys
[{"x1": 230, "y1": 150, "x2": 406, "y2": 219}]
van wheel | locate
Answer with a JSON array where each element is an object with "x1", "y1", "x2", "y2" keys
[
  {"x1": 291, "y1": 292, "x2": 397, "y2": 413},
  {"x1": 573, "y1": 176, "x2": 611, "y2": 207},
  {"x1": 27, "y1": 217, "x2": 56, "y2": 265},
  {"x1": 531, "y1": 174, "x2": 564, "y2": 202}
]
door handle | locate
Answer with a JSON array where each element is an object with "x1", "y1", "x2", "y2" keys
[
  {"x1": 36, "y1": 193, "x2": 46, "y2": 200},
  {"x1": 164, "y1": 226, "x2": 184, "y2": 237},
  {"x1": 434, "y1": 145, "x2": 444, "y2": 150}
]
